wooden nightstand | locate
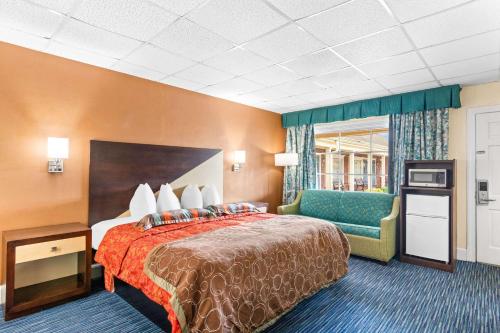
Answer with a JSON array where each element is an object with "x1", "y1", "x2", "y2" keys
[{"x1": 3, "y1": 223, "x2": 91, "y2": 320}]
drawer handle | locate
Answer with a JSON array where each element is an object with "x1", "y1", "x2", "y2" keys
[{"x1": 51, "y1": 246, "x2": 60, "y2": 252}]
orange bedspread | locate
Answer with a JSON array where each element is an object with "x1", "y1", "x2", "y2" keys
[{"x1": 95, "y1": 212, "x2": 275, "y2": 333}]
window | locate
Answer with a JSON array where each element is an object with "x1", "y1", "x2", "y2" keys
[{"x1": 315, "y1": 117, "x2": 389, "y2": 192}]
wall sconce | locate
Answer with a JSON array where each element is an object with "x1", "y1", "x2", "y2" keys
[
  {"x1": 275, "y1": 153, "x2": 298, "y2": 167},
  {"x1": 47, "y1": 137, "x2": 69, "y2": 173},
  {"x1": 232, "y1": 150, "x2": 246, "y2": 172}
]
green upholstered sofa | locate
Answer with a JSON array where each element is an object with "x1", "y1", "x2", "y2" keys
[{"x1": 278, "y1": 190, "x2": 399, "y2": 263}]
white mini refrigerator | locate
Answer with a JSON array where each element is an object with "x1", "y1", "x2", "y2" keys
[{"x1": 405, "y1": 194, "x2": 450, "y2": 262}]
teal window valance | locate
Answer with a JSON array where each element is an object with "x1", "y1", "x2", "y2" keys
[{"x1": 281, "y1": 84, "x2": 461, "y2": 128}]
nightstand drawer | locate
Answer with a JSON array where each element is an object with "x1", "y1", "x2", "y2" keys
[{"x1": 15, "y1": 236, "x2": 86, "y2": 264}]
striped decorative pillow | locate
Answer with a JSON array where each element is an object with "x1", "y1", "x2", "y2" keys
[
  {"x1": 206, "y1": 203, "x2": 260, "y2": 216},
  {"x1": 136, "y1": 208, "x2": 216, "y2": 231}
]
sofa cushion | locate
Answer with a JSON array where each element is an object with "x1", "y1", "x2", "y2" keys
[
  {"x1": 332, "y1": 221, "x2": 380, "y2": 239},
  {"x1": 299, "y1": 190, "x2": 343, "y2": 221},
  {"x1": 337, "y1": 192, "x2": 395, "y2": 227}
]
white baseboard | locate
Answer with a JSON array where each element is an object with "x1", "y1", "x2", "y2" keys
[
  {"x1": 0, "y1": 284, "x2": 5, "y2": 305},
  {"x1": 457, "y1": 247, "x2": 471, "y2": 261}
]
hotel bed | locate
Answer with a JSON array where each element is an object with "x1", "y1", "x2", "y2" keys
[{"x1": 89, "y1": 141, "x2": 350, "y2": 333}]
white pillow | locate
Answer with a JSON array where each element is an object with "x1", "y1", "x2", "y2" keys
[
  {"x1": 129, "y1": 183, "x2": 156, "y2": 219},
  {"x1": 157, "y1": 183, "x2": 181, "y2": 213},
  {"x1": 201, "y1": 184, "x2": 221, "y2": 208},
  {"x1": 181, "y1": 184, "x2": 203, "y2": 209}
]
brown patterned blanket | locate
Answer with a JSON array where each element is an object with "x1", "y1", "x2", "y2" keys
[{"x1": 144, "y1": 215, "x2": 350, "y2": 333}]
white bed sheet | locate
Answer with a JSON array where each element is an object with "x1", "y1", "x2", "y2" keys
[{"x1": 91, "y1": 216, "x2": 138, "y2": 250}]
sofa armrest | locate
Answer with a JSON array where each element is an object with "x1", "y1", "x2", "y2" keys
[
  {"x1": 379, "y1": 196, "x2": 400, "y2": 262},
  {"x1": 277, "y1": 191, "x2": 303, "y2": 215}
]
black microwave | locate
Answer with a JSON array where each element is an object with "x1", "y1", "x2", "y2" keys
[{"x1": 408, "y1": 169, "x2": 447, "y2": 188}]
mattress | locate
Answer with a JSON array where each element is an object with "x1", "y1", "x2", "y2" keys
[{"x1": 91, "y1": 216, "x2": 138, "y2": 249}]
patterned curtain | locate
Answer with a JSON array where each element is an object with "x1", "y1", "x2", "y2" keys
[
  {"x1": 388, "y1": 108, "x2": 449, "y2": 195},
  {"x1": 283, "y1": 124, "x2": 317, "y2": 204}
]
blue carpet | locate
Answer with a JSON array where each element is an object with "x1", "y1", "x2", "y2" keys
[{"x1": 1, "y1": 258, "x2": 498, "y2": 332}]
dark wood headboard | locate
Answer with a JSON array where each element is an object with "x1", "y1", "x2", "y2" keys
[{"x1": 88, "y1": 140, "x2": 221, "y2": 227}]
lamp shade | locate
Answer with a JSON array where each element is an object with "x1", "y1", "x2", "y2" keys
[
  {"x1": 47, "y1": 137, "x2": 69, "y2": 159},
  {"x1": 234, "y1": 150, "x2": 246, "y2": 164},
  {"x1": 275, "y1": 153, "x2": 298, "y2": 166}
]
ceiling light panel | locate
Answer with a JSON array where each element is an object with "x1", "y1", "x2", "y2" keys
[
  {"x1": 358, "y1": 52, "x2": 425, "y2": 78},
  {"x1": 244, "y1": 25, "x2": 324, "y2": 63},
  {"x1": 298, "y1": 0, "x2": 397, "y2": 45},
  {"x1": 124, "y1": 44, "x2": 194, "y2": 75},
  {"x1": 0, "y1": 0, "x2": 64, "y2": 38},
  {"x1": 187, "y1": 0, "x2": 288, "y2": 44},
  {"x1": 0, "y1": 25, "x2": 50, "y2": 52},
  {"x1": 385, "y1": 0, "x2": 471, "y2": 23},
  {"x1": 45, "y1": 41, "x2": 117, "y2": 68},
  {"x1": 198, "y1": 77, "x2": 263, "y2": 97},
  {"x1": 281, "y1": 49, "x2": 348, "y2": 77},
  {"x1": 174, "y1": 64, "x2": 233, "y2": 85},
  {"x1": 203, "y1": 47, "x2": 271, "y2": 76},
  {"x1": 29, "y1": 0, "x2": 81, "y2": 14},
  {"x1": 267, "y1": 0, "x2": 349, "y2": 20},
  {"x1": 151, "y1": 18, "x2": 234, "y2": 61},
  {"x1": 377, "y1": 68, "x2": 435, "y2": 89},
  {"x1": 161, "y1": 76, "x2": 206, "y2": 91},
  {"x1": 72, "y1": 0, "x2": 177, "y2": 41},
  {"x1": 333, "y1": 27, "x2": 413, "y2": 65},
  {"x1": 440, "y1": 70, "x2": 499, "y2": 86},
  {"x1": 431, "y1": 53, "x2": 500, "y2": 80},
  {"x1": 419, "y1": 30, "x2": 500, "y2": 67},
  {"x1": 54, "y1": 19, "x2": 142, "y2": 58},
  {"x1": 148, "y1": 0, "x2": 207, "y2": 16},
  {"x1": 242, "y1": 65, "x2": 302, "y2": 86},
  {"x1": 404, "y1": 0, "x2": 500, "y2": 48},
  {"x1": 112, "y1": 61, "x2": 166, "y2": 81}
]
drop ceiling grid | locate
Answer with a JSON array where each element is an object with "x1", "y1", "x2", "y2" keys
[{"x1": 0, "y1": 0, "x2": 498, "y2": 113}]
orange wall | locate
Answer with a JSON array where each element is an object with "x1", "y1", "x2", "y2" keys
[{"x1": 0, "y1": 42, "x2": 285, "y2": 279}]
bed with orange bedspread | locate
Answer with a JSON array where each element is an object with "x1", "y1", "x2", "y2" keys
[{"x1": 95, "y1": 212, "x2": 350, "y2": 333}]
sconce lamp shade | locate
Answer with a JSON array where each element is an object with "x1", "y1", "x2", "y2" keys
[
  {"x1": 47, "y1": 137, "x2": 69, "y2": 159},
  {"x1": 234, "y1": 150, "x2": 246, "y2": 164},
  {"x1": 275, "y1": 153, "x2": 298, "y2": 166}
]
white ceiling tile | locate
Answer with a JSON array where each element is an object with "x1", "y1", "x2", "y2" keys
[
  {"x1": 358, "y1": 52, "x2": 425, "y2": 78},
  {"x1": 198, "y1": 77, "x2": 263, "y2": 98},
  {"x1": 299, "y1": 88, "x2": 341, "y2": 103},
  {"x1": 246, "y1": 86, "x2": 290, "y2": 101},
  {"x1": 315, "y1": 97, "x2": 353, "y2": 108},
  {"x1": 148, "y1": 0, "x2": 207, "y2": 16},
  {"x1": 267, "y1": 0, "x2": 349, "y2": 20},
  {"x1": 281, "y1": 49, "x2": 348, "y2": 76},
  {"x1": 377, "y1": 68, "x2": 435, "y2": 89},
  {"x1": 0, "y1": 25, "x2": 50, "y2": 51},
  {"x1": 314, "y1": 67, "x2": 367, "y2": 87},
  {"x1": 335, "y1": 80, "x2": 385, "y2": 97},
  {"x1": 431, "y1": 54, "x2": 500, "y2": 80},
  {"x1": 287, "y1": 103, "x2": 321, "y2": 112},
  {"x1": 404, "y1": 0, "x2": 500, "y2": 48},
  {"x1": 111, "y1": 61, "x2": 166, "y2": 81},
  {"x1": 174, "y1": 64, "x2": 233, "y2": 85},
  {"x1": 124, "y1": 44, "x2": 194, "y2": 75},
  {"x1": 203, "y1": 47, "x2": 271, "y2": 76},
  {"x1": 244, "y1": 25, "x2": 324, "y2": 62},
  {"x1": 390, "y1": 81, "x2": 440, "y2": 94},
  {"x1": 45, "y1": 41, "x2": 117, "y2": 67},
  {"x1": 151, "y1": 18, "x2": 234, "y2": 61},
  {"x1": 72, "y1": 0, "x2": 177, "y2": 41},
  {"x1": 420, "y1": 30, "x2": 500, "y2": 67},
  {"x1": 440, "y1": 70, "x2": 500, "y2": 86},
  {"x1": 333, "y1": 28, "x2": 413, "y2": 65},
  {"x1": 161, "y1": 76, "x2": 206, "y2": 91},
  {"x1": 29, "y1": 0, "x2": 80, "y2": 14},
  {"x1": 187, "y1": 0, "x2": 288, "y2": 44},
  {"x1": 275, "y1": 78, "x2": 325, "y2": 95},
  {"x1": 270, "y1": 96, "x2": 309, "y2": 108},
  {"x1": 298, "y1": 0, "x2": 397, "y2": 45},
  {"x1": 54, "y1": 19, "x2": 142, "y2": 58},
  {"x1": 350, "y1": 90, "x2": 390, "y2": 101},
  {"x1": 0, "y1": 0, "x2": 64, "y2": 38},
  {"x1": 242, "y1": 65, "x2": 301, "y2": 86},
  {"x1": 385, "y1": 0, "x2": 470, "y2": 23}
]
